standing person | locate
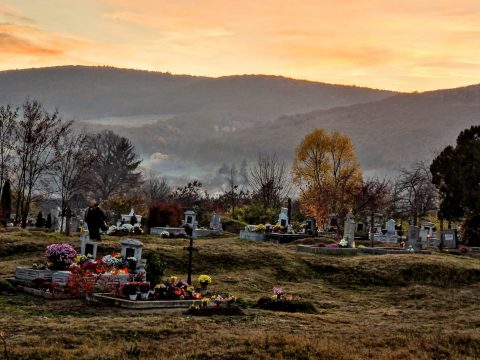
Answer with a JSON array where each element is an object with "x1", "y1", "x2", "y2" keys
[
  {"x1": 85, "y1": 201, "x2": 107, "y2": 241},
  {"x1": 130, "y1": 213, "x2": 138, "y2": 226}
]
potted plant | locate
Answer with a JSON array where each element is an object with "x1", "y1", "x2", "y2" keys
[
  {"x1": 139, "y1": 282, "x2": 150, "y2": 300},
  {"x1": 197, "y1": 274, "x2": 212, "y2": 295},
  {"x1": 124, "y1": 283, "x2": 138, "y2": 301},
  {"x1": 45, "y1": 243, "x2": 77, "y2": 270},
  {"x1": 126, "y1": 256, "x2": 137, "y2": 272}
]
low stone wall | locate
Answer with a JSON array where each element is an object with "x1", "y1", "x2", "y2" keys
[
  {"x1": 151, "y1": 227, "x2": 219, "y2": 239},
  {"x1": 239, "y1": 230, "x2": 265, "y2": 241},
  {"x1": 297, "y1": 245, "x2": 358, "y2": 256},
  {"x1": 16, "y1": 285, "x2": 73, "y2": 299},
  {"x1": 297, "y1": 245, "x2": 432, "y2": 256},
  {"x1": 87, "y1": 293, "x2": 202, "y2": 309}
]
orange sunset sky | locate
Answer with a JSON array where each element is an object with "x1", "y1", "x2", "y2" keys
[{"x1": 1, "y1": 0, "x2": 480, "y2": 91}]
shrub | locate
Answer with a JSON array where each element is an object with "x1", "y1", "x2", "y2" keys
[
  {"x1": 0, "y1": 279, "x2": 15, "y2": 294},
  {"x1": 145, "y1": 252, "x2": 167, "y2": 285},
  {"x1": 146, "y1": 202, "x2": 183, "y2": 228}
]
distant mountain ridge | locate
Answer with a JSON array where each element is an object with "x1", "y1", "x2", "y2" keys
[
  {"x1": 1, "y1": 66, "x2": 478, "y2": 186},
  {"x1": 0, "y1": 66, "x2": 395, "y2": 119}
]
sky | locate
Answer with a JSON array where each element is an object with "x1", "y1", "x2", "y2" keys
[{"x1": 1, "y1": 0, "x2": 480, "y2": 91}]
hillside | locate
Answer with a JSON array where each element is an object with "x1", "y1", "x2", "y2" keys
[
  {"x1": 0, "y1": 66, "x2": 393, "y2": 120},
  {"x1": 2, "y1": 66, "x2": 480, "y2": 184},
  {"x1": 0, "y1": 230, "x2": 479, "y2": 359}
]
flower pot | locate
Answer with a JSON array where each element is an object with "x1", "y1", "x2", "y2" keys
[
  {"x1": 129, "y1": 294, "x2": 137, "y2": 301},
  {"x1": 200, "y1": 284, "x2": 208, "y2": 296},
  {"x1": 141, "y1": 292, "x2": 149, "y2": 300}
]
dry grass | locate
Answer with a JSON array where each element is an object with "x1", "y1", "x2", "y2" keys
[{"x1": 0, "y1": 230, "x2": 479, "y2": 359}]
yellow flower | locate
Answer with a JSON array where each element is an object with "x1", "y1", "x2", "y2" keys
[{"x1": 198, "y1": 274, "x2": 212, "y2": 285}]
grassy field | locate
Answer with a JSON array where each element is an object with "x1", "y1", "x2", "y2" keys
[{"x1": 0, "y1": 229, "x2": 479, "y2": 359}]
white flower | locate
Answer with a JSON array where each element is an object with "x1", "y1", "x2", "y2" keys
[{"x1": 339, "y1": 239, "x2": 349, "y2": 248}]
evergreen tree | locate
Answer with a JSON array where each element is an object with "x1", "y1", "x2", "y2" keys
[
  {"x1": 35, "y1": 211, "x2": 45, "y2": 228},
  {"x1": 45, "y1": 213, "x2": 52, "y2": 229},
  {"x1": 431, "y1": 125, "x2": 480, "y2": 246},
  {"x1": 0, "y1": 178, "x2": 11, "y2": 226}
]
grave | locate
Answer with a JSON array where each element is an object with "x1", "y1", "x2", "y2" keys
[
  {"x1": 80, "y1": 233, "x2": 98, "y2": 258},
  {"x1": 278, "y1": 207, "x2": 289, "y2": 228},
  {"x1": 343, "y1": 213, "x2": 356, "y2": 247},
  {"x1": 120, "y1": 239, "x2": 146, "y2": 276},
  {"x1": 441, "y1": 229, "x2": 457, "y2": 249},
  {"x1": 210, "y1": 212, "x2": 222, "y2": 230},
  {"x1": 304, "y1": 216, "x2": 317, "y2": 236},
  {"x1": 184, "y1": 210, "x2": 197, "y2": 229},
  {"x1": 120, "y1": 208, "x2": 142, "y2": 225},
  {"x1": 408, "y1": 225, "x2": 421, "y2": 250}
]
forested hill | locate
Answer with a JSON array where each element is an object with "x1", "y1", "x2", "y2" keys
[
  {"x1": 2, "y1": 65, "x2": 479, "y2": 185},
  {"x1": 0, "y1": 66, "x2": 394, "y2": 120}
]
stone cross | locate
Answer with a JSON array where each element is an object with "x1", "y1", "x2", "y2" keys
[
  {"x1": 343, "y1": 213, "x2": 356, "y2": 247},
  {"x1": 408, "y1": 225, "x2": 420, "y2": 250}
]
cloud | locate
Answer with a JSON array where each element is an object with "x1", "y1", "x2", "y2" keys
[
  {"x1": 0, "y1": 32, "x2": 61, "y2": 56},
  {"x1": 0, "y1": 4, "x2": 34, "y2": 24},
  {"x1": 150, "y1": 152, "x2": 169, "y2": 161}
]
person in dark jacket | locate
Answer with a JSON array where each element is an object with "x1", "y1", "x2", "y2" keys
[
  {"x1": 130, "y1": 213, "x2": 138, "y2": 226},
  {"x1": 85, "y1": 201, "x2": 107, "y2": 241}
]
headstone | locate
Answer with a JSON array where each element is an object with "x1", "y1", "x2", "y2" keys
[
  {"x1": 343, "y1": 213, "x2": 356, "y2": 247},
  {"x1": 386, "y1": 219, "x2": 396, "y2": 235},
  {"x1": 278, "y1": 207, "x2": 289, "y2": 227},
  {"x1": 441, "y1": 229, "x2": 457, "y2": 249},
  {"x1": 304, "y1": 217, "x2": 317, "y2": 236},
  {"x1": 408, "y1": 225, "x2": 420, "y2": 250},
  {"x1": 184, "y1": 210, "x2": 197, "y2": 229},
  {"x1": 120, "y1": 239, "x2": 144, "y2": 261},
  {"x1": 209, "y1": 212, "x2": 222, "y2": 230},
  {"x1": 80, "y1": 233, "x2": 98, "y2": 258}
]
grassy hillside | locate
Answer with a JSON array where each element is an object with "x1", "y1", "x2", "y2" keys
[{"x1": 0, "y1": 229, "x2": 479, "y2": 359}]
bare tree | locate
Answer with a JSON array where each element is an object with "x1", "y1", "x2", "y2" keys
[
  {"x1": 394, "y1": 162, "x2": 438, "y2": 225},
  {"x1": 86, "y1": 130, "x2": 142, "y2": 200},
  {"x1": 218, "y1": 163, "x2": 247, "y2": 216},
  {"x1": 51, "y1": 130, "x2": 92, "y2": 234},
  {"x1": 143, "y1": 172, "x2": 171, "y2": 207},
  {"x1": 0, "y1": 105, "x2": 17, "y2": 191},
  {"x1": 13, "y1": 100, "x2": 72, "y2": 227},
  {"x1": 248, "y1": 153, "x2": 290, "y2": 209}
]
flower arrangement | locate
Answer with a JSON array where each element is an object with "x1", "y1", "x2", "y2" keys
[
  {"x1": 160, "y1": 231, "x2": 170, "y2": 238},
  {"x1": 272, "y1": 287, "x2": 283, "y2": 299},
  {"x1": 338, "y1": 239, "x2": 349, "y2": 248},
  {"x1": 272, "y1": 224, "x2": 283, "y2": 232},
  {"x1": 254, "y1": 224, "x2": 266, "y2": 233},
  {"x1": 198, "y1": 274, "x2": 212, "y2": 286},
  {"x1": 213, "y1": 293, "x2": 236, "y2": 306},
  {"x1": 153, "y1": 276, "x2": 202, "y2": 300},
  {"x1": 107, "y1": 224, "x2": 143, "y2": 236},
  {"x1": 101, "y1": 254, "x2": 126, "y2": 269},
  {"x1": 45, "y1": 243, "x2": 77, "y2": 270}
]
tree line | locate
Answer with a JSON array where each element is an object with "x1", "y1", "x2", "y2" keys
[{"x1": 2, "y1": 100, "x2": 479, "y2": 246}]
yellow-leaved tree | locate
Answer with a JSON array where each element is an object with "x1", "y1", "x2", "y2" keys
[{"x1": 292, "y1": 128, "x2": 362, "y2": 229}]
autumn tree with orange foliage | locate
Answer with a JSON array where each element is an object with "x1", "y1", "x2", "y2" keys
[{"x1": 292, "y1": 129, "x2": 362, "y2": 230}]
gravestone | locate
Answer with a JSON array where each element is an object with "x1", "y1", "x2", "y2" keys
[
  {"x1": 278, "y1": 207, "x2": 289, "y2": 227},
  {"x1": 304, "y1": 217, "x2": 317, "y2": 236},
  {"x1": 120, "y1": 239, "x2": 144, "y2": 261},
  {"x1": 441, "y1": 229, "x2": 457, "y2": 249},
  {"x1": 343, "y1": 213, "x2": 356, "y2": 247},
  {"x1": 386, "y1": 219, "x2": 396, "y2": 235},
  {"x1": 210, "y1": 212, "x2": 222, "y2": 230},
  {"x1": 184, "y1": 210, "x2": 197, "y2": 229},
  {"x1": 80, "y1": 233, "x2": 98, "y2": 258},
  {"x1": 408, "y1": 225, "x2": 420, "y2": 250}
]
